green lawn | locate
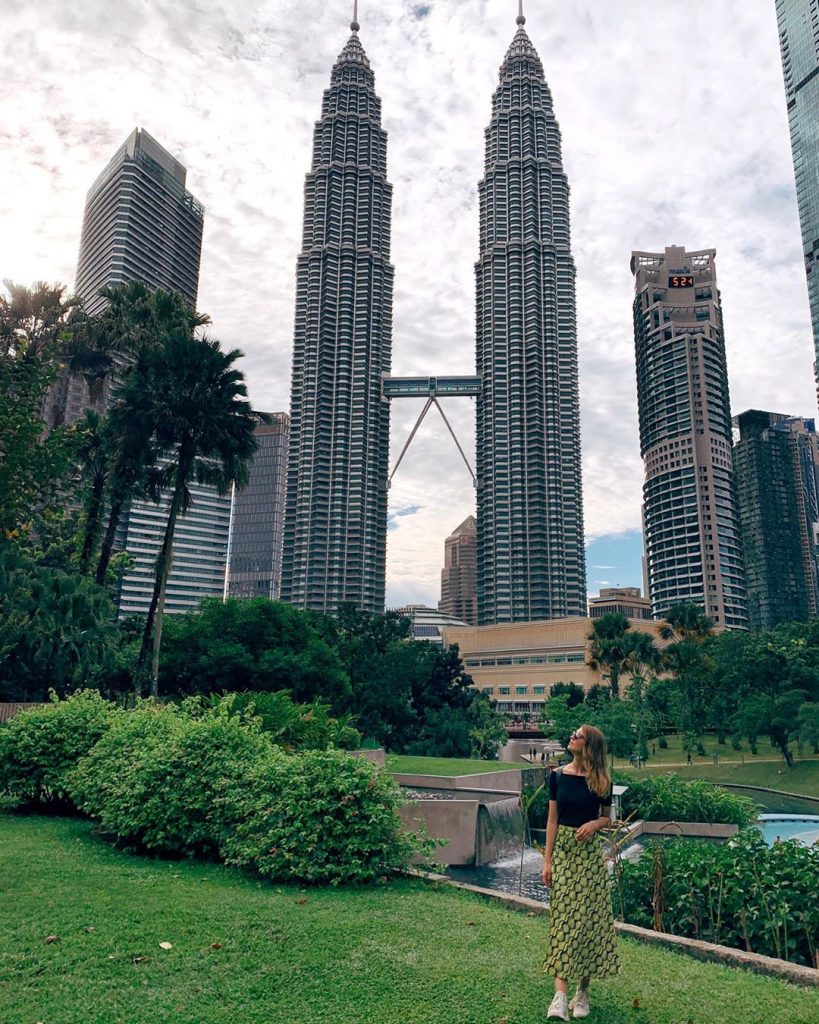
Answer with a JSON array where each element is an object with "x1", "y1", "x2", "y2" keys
[
  {"x1": 387, "y1": 754, "x2": 526, "y2": 776},
  {"x1": 2, "y1": 814, "x2": 818, "y2": 1023},
  {"x1": 623, "y1": 758, "x2": 819, "y2": 799}
]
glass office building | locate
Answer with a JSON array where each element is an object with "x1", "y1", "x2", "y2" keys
[{"x1": 226, "y1": 413, "x2": 290, "y2": 600}]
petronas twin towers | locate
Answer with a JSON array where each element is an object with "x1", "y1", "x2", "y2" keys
[{"x1": 281, "y1": 9, "x2": 587, "y2": 624}]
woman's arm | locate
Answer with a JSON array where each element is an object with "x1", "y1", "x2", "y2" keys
[
  {"x1": 575, "y1": 814, "x2": 610, "y2": 842},
  {"x1": 541, "y1": 799, "x2": 559, "y2": 885}
]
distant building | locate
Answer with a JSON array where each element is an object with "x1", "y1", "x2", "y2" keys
[
  {"x1": 443, "y1": 616, "x2": 665, "y2": 715},
  {"x1": 226, "y1": 413, "x2": 290, "y2": 600},
  {"x1": 439, "y1": 515, "x2": 477, "y2": 625},
  {"x1": 733, "y1": 410, "x2": 819, "y2": 631},
  {"x1": 59, "y1": 127, "x2": 204, "y2": 424},
  {"x1": 588, "y1": 587, "x2": 652, "y2": 621},
  {"x1": 775, "y1": 0, "x2": 819, "y2": 399},
  {"x1": 393, "y1": 605, "x2": 469, "y2": 644},
  {"x1": 631, "y1": 245, "x2": 748, "y2": 630}
]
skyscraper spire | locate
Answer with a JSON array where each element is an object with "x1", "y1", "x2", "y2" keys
[
  {"x1": 517, "y1": 0, "x2": 525, "y2": 26},
  {"x1": 475, "y1": 13, "x2": 587, "y2": 623},
  {"x1": 351, "y1": 0, "x2": 359, "y2": 32},
  {"x1": 282, "y1": 18, "x2": 394, "y2": 614}
]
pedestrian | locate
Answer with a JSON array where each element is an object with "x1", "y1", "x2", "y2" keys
[
  {"x1": 541, "y1": 750, "x2": 546, "y2": 765},
  {"x1": 542, "y1": 724, "x2": 620, "y2": 1019},
  {"x1": 686, "y1": 751, "x2": 692, "y2": 765},
  {"x1": 652, "y1": 743, "x2": 656, "y2": 756}
]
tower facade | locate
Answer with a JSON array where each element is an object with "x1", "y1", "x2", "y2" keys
[
  {"x1": 733, "y1": 409, "x2": 819, "y2": 631},
  {"x1": 281, "y1": 21, "x2": 393, "y2": 614},
  {"x1": 631, "y1": 246, "x2": 748, "y2": 629},
  {"x1": 475, "y1": 12, "x2": 586, "y2": 625},
  {"x1": 775, "y1": 0, "x2": 819, "y2": 398},
  {"x1": 61, "y1": 128, "x2": 204, "y2": 424},
  {"x1": 439, "y1": 515, "x2": 478, "y2": 626},
  {"x1": 226, "y1": 412, "x2": 290, "y2": 601}
]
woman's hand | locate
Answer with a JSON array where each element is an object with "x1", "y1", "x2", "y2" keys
[
  {"x1": 575, "y1": 821, "x2": 597, "y2": 843},
  {"x1": 541, "y1": 858, "x2": 552, "y2": 886}
]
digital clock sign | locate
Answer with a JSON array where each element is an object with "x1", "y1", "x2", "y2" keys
[{"x1": 668, "y1": 274, "x2": 694, "y2": 288}]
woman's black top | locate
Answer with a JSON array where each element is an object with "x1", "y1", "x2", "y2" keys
[{"x1": 548, "y1": 767, "x2": 612, "y2": 828}]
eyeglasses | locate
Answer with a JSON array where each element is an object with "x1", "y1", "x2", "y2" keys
[{"x1": 570, "y1": 731, "x2": 585, "y2": 741}]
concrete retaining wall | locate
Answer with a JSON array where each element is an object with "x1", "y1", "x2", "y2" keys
[
  {"x1": 419, "y1": 873, "x2": 819, "y2": 988},
  {"x1": 638, "y1": 820, "x2": 739, "y2": 838},
  {"x1": 393, "y1": 767, "x2": 546, "y2": 793}
]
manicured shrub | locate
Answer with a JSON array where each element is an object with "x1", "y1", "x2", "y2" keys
[
  {"x1": 615, "y1": 773, "x2": 759, "y2": 826},
  {"x1": 0, "y1": 691, "x2": 117, "y2": 807},
  {"x1": 221, "y1": 748, "x2": 423, "y2": 885},
  {"x1": 617, "y1": 828, "x2": 819, "y2": 967},
  {"x1": 69, "y1": 698, "x2": 274, "y2": 857}
]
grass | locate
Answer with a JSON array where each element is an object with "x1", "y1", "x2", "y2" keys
[
  {"x1": 626, "y1": 731, "x2": 807, "y2": 767},
  {"x1": 386, "y1": 754, "x2": 526, "y2": 776},
  {"x1": 2, "y1": 813, "x2": 818, "y2": 1024},
  {"x1": 626, "y1": 758, "x2": 819, "y2": 799}
]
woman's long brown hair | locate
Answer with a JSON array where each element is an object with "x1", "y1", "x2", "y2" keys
[{"x1": 580, "y1": 723, "x2": 611, "y2": 798}]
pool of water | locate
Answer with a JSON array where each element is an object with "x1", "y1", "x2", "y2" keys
[{"x1": 757, "y1": 814, "x2": 819, "y2": 846}]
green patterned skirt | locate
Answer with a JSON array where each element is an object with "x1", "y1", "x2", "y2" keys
[{"x1": 543, "y1": 824, "x2": 621, "y2": 980}]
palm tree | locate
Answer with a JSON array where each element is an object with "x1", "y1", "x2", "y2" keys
[
  {"x1": 0, "y1": 280, "x2": 82, "y2": 363},
  {"x1": 658, "y1": 602, "x2": 714, "y2": 742},
  {"x1": 587, "y1": 612, "x2": 632, "y2": 699},
  {"x1": 128, "y1": 332, "x2": 259, "y2": 695},
  {"x1": 87, "y1": 285, "x2": 210, "y2": 585},
  {"x1": 623, "y1": 630, "x2": 663, "y2": 759},
  {"x1": 73, "y1": 410, "x2": 110, "y2": 573}
]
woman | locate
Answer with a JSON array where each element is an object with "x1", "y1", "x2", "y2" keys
[{"x1": 541, "y1": 724, "x2": 620, "y2": 1020}]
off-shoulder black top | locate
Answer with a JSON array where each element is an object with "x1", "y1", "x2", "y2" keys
[{"x1": 548, "y1": 767, "x2": 612, "y2": 828}]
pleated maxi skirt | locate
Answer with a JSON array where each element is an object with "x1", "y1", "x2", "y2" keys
[{"x1": 543, "y1": 824, "x2": 621, "y2": 980}]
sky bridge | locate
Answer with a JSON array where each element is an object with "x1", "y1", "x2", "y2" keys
[{"x1": 381, "y1": 375, "x2": 480, "y2": 487}]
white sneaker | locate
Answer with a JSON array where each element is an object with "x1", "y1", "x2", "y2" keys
[
  {"x1": 569, "y1": 989, "x2": 590, "y2": 1018},
  {"x1": 547, "y1": 991, "x2": 569, "y2": 1021}
]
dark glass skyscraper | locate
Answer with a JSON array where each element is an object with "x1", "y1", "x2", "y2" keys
[
  {"x1": 733, "y1": 409, "x2": 819, "y2": 631},
  {"x1": 775, "y1": 0, "x2": 819, "y2": 397},
  {"x1": 475, "y1": 12, "x2": 586, "y2": 624},
  {"x1": 281, "y1": 19, "x2": 393, "y2": 614},
  {"x1": 226, "y1": 413, "x2": 290, "y2": 600}
]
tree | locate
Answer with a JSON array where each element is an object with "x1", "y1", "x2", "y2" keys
[
  {"x1": 797, "y1": 701, "x2": 819, "y2": 755},
  {"x1": 466, "y1": 695, "x2": 509, "y2": 759},
  {"x1": 158, "y1": 598, "x2": 350, "y2": 706},
  {"x1": 549, "y1": 681, "x2": 586, "y2": 708},
  {"x1": 73, "y1": 410, "x2": 110, "y2": 572},
  {"x1": 623, "y1": 630, "x2": 663, "y2": 759},
  {"x1": 128, "y1": 333, "x2": 259, "y2": 694},
  {"x1": 0, "y1": 545, "x2": 117, "y2": 701},
  {"x1": 0, "y1": 281, "x2": 84, "y2": 539},
  {"x1": 659, "y1": 602, "x2": 714, "y2": 738},
  {"x1": 587, "y1": 613, "x2": 632, "y2": 699}
]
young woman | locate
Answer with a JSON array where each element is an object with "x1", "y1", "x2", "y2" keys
[{"x1": 541, "y1": 724, "x2": 620, "y2": 1020}]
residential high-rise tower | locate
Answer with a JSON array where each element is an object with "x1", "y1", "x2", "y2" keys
[
  {"x1": 631, "y1": 245, "x2": 748, "y2": 629},
  {"x1": 775, "y1": 0, "x2": 819, "y2": 398},
  {"x1": 475, "y1": 9, "x2": 586, "y2": 624},
  {"x1": 281, "y1": 16, "x2": 393, "y2": 614}
]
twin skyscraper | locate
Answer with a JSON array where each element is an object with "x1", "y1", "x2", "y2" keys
[{"x1": 281, "y1": 8, "x2": 587, "y2": 624}]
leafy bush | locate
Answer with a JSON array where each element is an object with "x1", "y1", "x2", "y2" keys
[
  {"x1": 615, "y1": 773, "x2": 759, "y2": 826},
  {"x1": 227, "y1": 690, "x2": 361, "y2": 751},
  {"x1": 69, "y1": 698, "x2": 274, "y2": 857},
  {"x1": 221, "y1": 749, "x2": 423, "y2": 885},
  {"x1": 617, "y1": 829, "x2": 819, "y2": 967},
  {"x1": 0, "y1": 691, "x2": 117, "y2": 806}
]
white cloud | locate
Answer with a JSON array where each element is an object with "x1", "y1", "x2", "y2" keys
[{"x1": 2, "y1": 0, "x2": 815, "y2": 607}]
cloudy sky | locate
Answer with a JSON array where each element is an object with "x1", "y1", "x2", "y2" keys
[{"x1": 3, "y1": 0, "x2": 816, "y2": 608}]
